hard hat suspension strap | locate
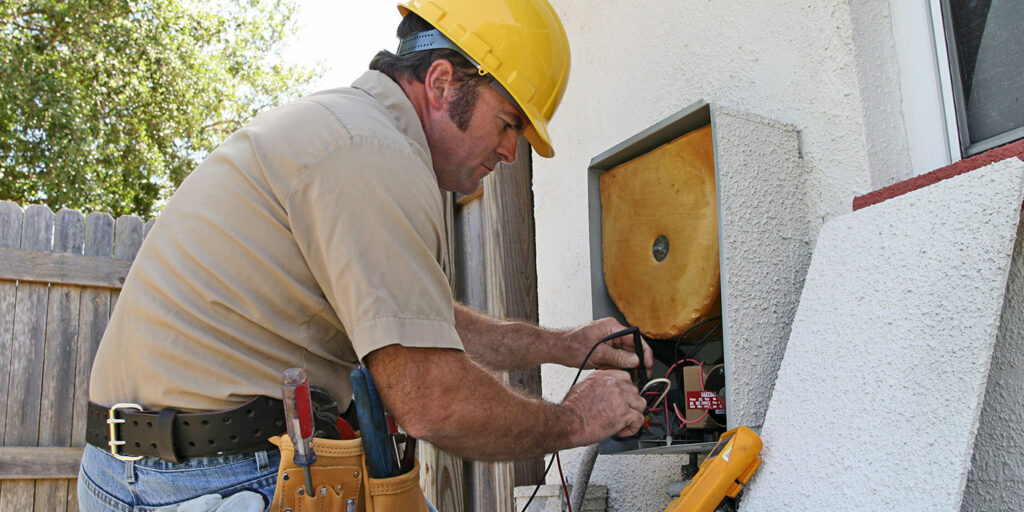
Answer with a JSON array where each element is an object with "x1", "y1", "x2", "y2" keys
[{"x1": 397, "y1": 29, "x2": 527, "y2": 119}]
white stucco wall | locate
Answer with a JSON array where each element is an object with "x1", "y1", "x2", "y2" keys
[
  {"x1": 963, "y1": 211, "x2": 1024, "y2": 510},
  {"x1": 739, "y1": 158, "x2": 1024, "y2": 511},
  {"x1": 533, "y1": 1, "x2": 912, "y2": 510}
]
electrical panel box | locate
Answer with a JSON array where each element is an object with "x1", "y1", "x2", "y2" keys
[
  {"x1": 589, "y1": 101, "x2": 809, "y2": 455},
  {"x1": 590, "y1": 101, "x2": 724, "y2": 454}
]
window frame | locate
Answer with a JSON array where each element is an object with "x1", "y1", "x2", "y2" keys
[{"x1": 937, "y1": 0, "x2": 1024, "y2": 157}]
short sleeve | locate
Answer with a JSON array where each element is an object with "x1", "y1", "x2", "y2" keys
[{"x1": 286, "y1": 138, "x2": 463, "y2": 361}]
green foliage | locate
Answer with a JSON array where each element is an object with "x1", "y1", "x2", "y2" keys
[{"x1": 0, "y1": 0, "x2": 319, "y2": 217}]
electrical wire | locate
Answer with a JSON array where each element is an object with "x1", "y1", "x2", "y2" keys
[
  {"x1": 666, "y1": 358, "x2": 712, "y2": 425},
  {"x1": 684, "y1": 321, "x2": 723, "y2": 361},
  {"x1": 556, "y1": 452, "x2": 572, "y2": 512},
  {"x1": 640, "y1": 378, "x2": 671, "y2": 410},
  {"x1": 518, "y1": 326, "x2": 641, "y2": 512},
  {"x1": 671, "y1": 316, "x2": 722, "y2": 364}
]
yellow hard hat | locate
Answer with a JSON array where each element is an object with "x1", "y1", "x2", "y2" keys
[{"x1": 397, "y1": 0, "x2": 571, "y2": 158}]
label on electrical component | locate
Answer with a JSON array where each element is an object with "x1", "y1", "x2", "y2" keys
[{"x1": 687, "y1": 391, "x2": 726, "y2": 410}]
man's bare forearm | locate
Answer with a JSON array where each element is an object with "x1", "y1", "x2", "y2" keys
[
  {"x1": 366, "y1": 344, "x2": 584, "y2": 460},
  {"x1": 454, "y1": 303, "x2": 570, "y2": 370}
]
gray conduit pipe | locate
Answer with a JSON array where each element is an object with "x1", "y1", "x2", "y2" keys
[{"x1": 569, "y1": 443, "x2": 600, "y2": 512}]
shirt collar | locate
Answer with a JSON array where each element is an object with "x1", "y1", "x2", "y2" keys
[{"x1": 351, "y1": 71, "x2": 431, "y2": 167}]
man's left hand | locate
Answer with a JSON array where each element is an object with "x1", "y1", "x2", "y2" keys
[{"x1": 562, "y1": 317, "x2": 653, "y2": 374}]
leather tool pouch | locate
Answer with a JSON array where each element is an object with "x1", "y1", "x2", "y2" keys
[
  {"x1": 269, "y1": 434, "x2": 365, "y2": 512},
  {"x1": 364, "y1": 459, "x2": 430, "y2": 512},
  {"x1": 269, "y1": 435, "x2": 429, "y2": 512}
]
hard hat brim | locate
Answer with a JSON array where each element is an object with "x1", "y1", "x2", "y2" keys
[{"x1": 525, "y1": 122, "x2": 554, "y2": 158}]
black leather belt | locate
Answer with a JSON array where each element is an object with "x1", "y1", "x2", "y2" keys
[{"x1": 85, "y1": 396, "x2": 286, "y2": 463}]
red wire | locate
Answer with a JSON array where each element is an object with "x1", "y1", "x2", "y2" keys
[
  {"x1": 666, "y1": 359, "x2": 712, "y2": 426},
  {"x1": 556, "y1": 452, "x2": 572, "y2": 512}
]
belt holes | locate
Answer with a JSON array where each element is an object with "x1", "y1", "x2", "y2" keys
[
  {"x1": 188, "y1": 441, "x2": 196, "y2": 448},
  {"x1": 274, "y1": 419, "x2": 283, "y2": 427},
  {"x1": 134, "y1": 442, "x2": 140, "y2": 448},
  {"x1": 183, "y1": 420, "x2": 190, "y2": 427},
  {"x1": 253, "y1": 429, "x2": 262, "y2": 437},
  {"x1": 246, "y1": 409, "x2": 255, "y2": 417},
  {"x1": 230, "y1": 434, "x2": 239, "y2": 442},
  {"x1": 132, "y1": 420, "x2": 139, "y2": 427},
  {"x1": 146, "y1": 422, "x2": 153, "y2": 428},
  {"x1": 150, "y1": 443, "x2": 157, "y2": 449},
  {"x1": 223, "y1": 417, "x2": 232, "y2": 424},
  {"x1": 200, "y1": 420, "x2": 209, "y2": 427},
  {"x1": 208, "y1": 439, "x2": 216, "y2": 446}
]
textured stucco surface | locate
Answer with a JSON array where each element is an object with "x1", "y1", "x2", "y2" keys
[
  {"x1": 740, "y1": 159, "x2": 1024, "y2": 511},
  {"x1": 535, "y1": 0, "x2": 900, "y2": 334},
  {"x1": 534, "y1": 1, "x2": 909, "y2": 510},
  {"x1": 963, "y1": 215, "x2": 1024, "y2": 511},
  {"x1": 534, "y1": 0, "x2": 910, "y2": 356},
  {"x1": 713, "y1": 108, "x2": 810, "y2": 429}
]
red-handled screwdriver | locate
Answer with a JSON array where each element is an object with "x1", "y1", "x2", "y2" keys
[{"x1": 282, "y1": 367, "x2": 317, "y2": 497}]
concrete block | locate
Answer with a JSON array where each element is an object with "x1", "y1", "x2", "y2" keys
[{"x1": 513, "y1": 484, "x2": 608, "y2": 512}]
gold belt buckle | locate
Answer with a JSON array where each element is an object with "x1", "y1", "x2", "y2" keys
[{"x1": 107, "y1": 403, "x2": 144, "y2": 461}]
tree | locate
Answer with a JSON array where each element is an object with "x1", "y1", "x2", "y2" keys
[{"x1": 0, "y1": 0, "x2": 319, "y2": 217}]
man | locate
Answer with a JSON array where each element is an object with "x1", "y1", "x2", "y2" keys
[{"x1": 78, "y1": 0, "x2": 649, "y2": 510}]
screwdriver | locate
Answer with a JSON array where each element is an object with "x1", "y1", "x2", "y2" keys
[{"x1": 282, "y1": 367, "x2": 317, "y2": 497}]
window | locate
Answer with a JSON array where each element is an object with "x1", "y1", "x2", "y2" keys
[{"x1": 939, "y1": 0, "x2": 1024, "y2": 156}]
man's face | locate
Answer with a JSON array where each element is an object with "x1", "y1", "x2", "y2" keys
[{"x1": 427, "y1": 79, "x2": 526, "y2": 195}]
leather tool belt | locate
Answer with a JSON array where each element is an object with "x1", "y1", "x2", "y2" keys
[
  {"x1": 85, "y1": 396, "x2": 286, "y2": 463},
  {"x1": 269, "y1": 434, "x2": 429, "y2": 512}
]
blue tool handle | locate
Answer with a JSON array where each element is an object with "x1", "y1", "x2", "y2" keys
[
  {"x1": 362, "y1": 367, "x2": 393, "y2": 457},
  {"x1": 351, "y1": 367, "x2": 397, "y2": 478}
]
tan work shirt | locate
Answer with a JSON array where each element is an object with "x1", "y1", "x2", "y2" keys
[{"x1": 90, "y1": 71, "x2": 463, "y2": 412}]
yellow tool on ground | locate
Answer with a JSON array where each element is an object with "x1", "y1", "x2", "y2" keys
[{"x1": 664, "y1": 426, "x2": 763, "y2": 512}]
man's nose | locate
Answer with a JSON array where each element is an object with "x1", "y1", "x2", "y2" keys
[{"x1": 496, "y1": 132, "x2": 518, "y2": 164}]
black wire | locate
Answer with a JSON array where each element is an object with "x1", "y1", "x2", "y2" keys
[
  {"x1": 671, "y1": 316, "x2": 723, "y2": 364},
  {"x1": 683, "y1": 321, "x2": 723, "y2": 361},
  {"x1": 518, "y1": 326, "x2": 640, "y2": 512}
]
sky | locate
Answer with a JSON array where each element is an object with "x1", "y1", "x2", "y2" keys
[{"x1": 283, "y1": 1, "x2": 402, "y2": 92}]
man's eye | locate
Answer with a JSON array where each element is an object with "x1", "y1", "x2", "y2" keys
[{"x1": 502, "y1": 121, "x2": 513, "y2": 131}]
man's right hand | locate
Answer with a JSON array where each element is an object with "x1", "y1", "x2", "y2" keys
[{"x1": 559, "y1": 369, "x2": 647, "y2": 446}]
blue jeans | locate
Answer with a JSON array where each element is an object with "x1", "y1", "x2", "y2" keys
[
  {"x1": 77, "y1": 444, "x2": 279, "y2": 511},
  {"x1": 78, "y1": 444, "x2": 440, "y2": 512}
]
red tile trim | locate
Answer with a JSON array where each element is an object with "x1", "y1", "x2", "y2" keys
[{"x1": 853, "y1": 138, "x2": 1024, "y2": 211}]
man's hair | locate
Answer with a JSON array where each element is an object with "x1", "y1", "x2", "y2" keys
[{"x1": 370, "y1": 13, "x2": 488, "y2": 131}]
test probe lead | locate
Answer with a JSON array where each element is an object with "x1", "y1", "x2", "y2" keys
[{"x1": 519, "y1": 327, "x2": 643, "y2": 512}]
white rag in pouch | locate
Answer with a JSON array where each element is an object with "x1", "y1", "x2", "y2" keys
[{"x1": 176, "y1": 491, "x2": 266, "y2": 512}]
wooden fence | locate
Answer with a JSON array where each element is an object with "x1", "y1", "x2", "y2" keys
[{"x1": 0, "y1": 201, "x2": 151, "y2": 511}]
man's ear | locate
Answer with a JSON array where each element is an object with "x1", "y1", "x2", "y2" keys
[{"x1": 423, "y1": 59, "x2": 455, "y2": 111}]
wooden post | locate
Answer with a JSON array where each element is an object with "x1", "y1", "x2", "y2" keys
[
  {"x1": 462, "y1": 134, "x2": 544, "y2": 509},
  {"x1": 484, "y1": 140, "x2": 544, "y2": 491},
  {"x1": 419, "y1": 193, "x2": 466, "y2": 512}
]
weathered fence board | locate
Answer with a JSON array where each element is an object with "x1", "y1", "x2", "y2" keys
[
  {"x1": 2, "y1": 205, "x2": 54, "y2": 511},
  {"x1": 0, "y1": 201, "x2": 23, "y2": 447},
  {"x1": 0, "y1": 447, "x2": 84, "y2": 480},
  {"x1": 0, "y1": 201, "x2": 145, "y2": 512},
  {"x1": 36, "y1": 210, "x2": 85, "y2": 511},
  {"x1": 0, "y1": 248, "x2": 133, "y2": 288},
  {"x1": 67, "y1": 211, "x2": 117, "y2": 512}
]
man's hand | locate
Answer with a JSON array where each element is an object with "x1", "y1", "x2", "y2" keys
[
  {"x1": 562, "y1": 317, "x2": 654, "y2": 374},
  {"x1": 560, "y1": 369, "x2": 647, "y2": 445}
]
